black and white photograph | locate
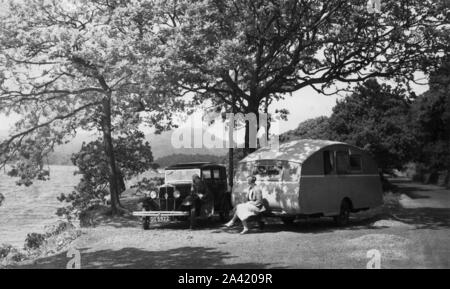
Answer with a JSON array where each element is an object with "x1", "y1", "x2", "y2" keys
[{"x1": 0, "y1": 0, "x2": 449, "y2": 274}]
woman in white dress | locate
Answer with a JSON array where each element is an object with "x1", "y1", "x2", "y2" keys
[{"x1": 224, "y1": 176, "x2": 265, "y2": 234}]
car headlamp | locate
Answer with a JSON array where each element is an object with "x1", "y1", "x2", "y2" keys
[
  {"x1": 174, "y1": 190, "x2": 181, "y2": 198},
  {"x1": 150, "y1": 191, "x2": 157, "y2": 199}
]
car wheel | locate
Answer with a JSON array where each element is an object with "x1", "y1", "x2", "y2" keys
[
  {"x1": 219, "y1": 198, "x2": 231, "y2": 222},
  {"x1": 281, "y1": 216, "x2": 295, "y2": 225},
  {"x1": 334, "y1": 199, "x2": 351, "y2": 227},
  {"x1": 143, "y1": 217, "x2": 150, "y2": 230},
  {"x1": 189, "y1": 205, "x2": 196, "y2": 230}
]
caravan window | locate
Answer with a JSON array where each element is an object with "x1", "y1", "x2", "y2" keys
[
  {"x1": 235, "y1": 162, "x2": 255, "y2": 181},
  {"x1": 336, "y1": 151, "x2": 350, "y2": 174},
  {"x1": 349, "y1": 155, "x2": 363, "y2": 172},
  {"x1": 254, "y1": 164, "x2": 282, "y2": 181},
  {"x1": 323, "y1": 151, "x2": 335, "y2": 175},
  {"x1": 236, "y1": 161, "x2": 300, "y2": 182},
  {"x1": 282, "y1": 162, "x2": 301, "y2": 182}
]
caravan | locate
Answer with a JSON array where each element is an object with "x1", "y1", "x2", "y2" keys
[{"x1": 232, "y1": 139, "x2": 383, "y2": 226}]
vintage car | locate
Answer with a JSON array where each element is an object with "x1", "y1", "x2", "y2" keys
[
  {"x1": 232, "y1": 139, "x2": 383, "y2": 226},
  {"x1": 133, "y1": 162, "x2": 232, "y2": 229}
]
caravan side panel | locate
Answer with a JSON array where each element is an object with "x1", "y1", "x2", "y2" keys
[{"x1": 299, "y1": 144, "x2": 383, "y2": 216}]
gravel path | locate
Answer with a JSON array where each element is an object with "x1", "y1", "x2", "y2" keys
[{"x1": 10, "y1": 179, "x2": 450, "y2": 269}]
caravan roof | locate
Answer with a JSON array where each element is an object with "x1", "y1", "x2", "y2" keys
[{"x1": 240, "y1": 139, "x2": 343, "y2": 164}]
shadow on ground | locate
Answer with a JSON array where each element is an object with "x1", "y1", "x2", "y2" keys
[
  {"x1": 85, "y1": 178, "x2": 450, "y2": 233},
  {"x1": 218, "y1": 206, "x2": 450, "y2": 234},
  {"x1": 390, "y1": 208, "x2": 450, "y2": 230},
  {"x1": 88, "y1": 206, "x2": 450, "y2": 234},
  {"x1": 11, "y1": 246, "x2": 279, "y2": 269},
  {"x1": 388, "y1": 179, "x2": 450, "y2": 229}
]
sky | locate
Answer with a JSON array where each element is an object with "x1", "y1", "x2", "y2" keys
[
  {"x1": 0, "y1": 87, "x2": 339, "y2": 135},
  {"x1": 0, "y1": 0, "x2": 431, "y2": 138},
  {"x1": 0, "y1": 79, "x2": 429, "y2": 140}
]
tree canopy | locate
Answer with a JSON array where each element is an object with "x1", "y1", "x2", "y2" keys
[
  {"x1": 411, "y1": 59, "x2": 450, "y2": 179},
  {"x1": 328, "y1": 79, "x2": 417, "y2": 172},
  {"x1": 159, "y1": 0, "x2": 448, "y2": 151},
  {"x1": 0, "y1": 0, "x2": 183, "y2": 213},
  {"x1": 280, "y1": 116, "x2": 331, "y2": 142}
]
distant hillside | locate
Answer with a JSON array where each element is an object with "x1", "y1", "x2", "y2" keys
[
  {"x1": 148, "y1": 130, "x2": 228, "y2": 158},
  {"x1": 154, "y1": 153, "x2": 225, "y2": 168},
  {"x1": 1, "y1": 129, "x2": 227, "y2": 165}
]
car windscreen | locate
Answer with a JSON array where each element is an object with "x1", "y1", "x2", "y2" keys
[{"x1": 165, "y1": 169, "x2": 201, "y2": 183}]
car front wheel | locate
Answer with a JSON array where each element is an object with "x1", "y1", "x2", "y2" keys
[
  {"x1": 143, "y1": 217, "x2": 150, "y2": 230},
  {"x1": 189, "y1": 206, "x2": 196, "y2": 230}
]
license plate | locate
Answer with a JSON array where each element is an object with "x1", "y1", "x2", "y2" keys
[{"x1": 151, "y1": 216, "x2": 171, "y2": 222}]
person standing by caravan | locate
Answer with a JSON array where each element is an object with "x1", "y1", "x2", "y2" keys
[{"x1": 224, "y1": 176, "x2": 265, "y2": 234}]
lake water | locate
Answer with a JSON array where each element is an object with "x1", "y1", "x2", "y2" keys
[{"x1": 0, "y1": 165, "x2": 80, "y2": 247}]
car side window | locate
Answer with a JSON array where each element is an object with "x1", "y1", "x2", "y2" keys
[
  {"x1": 212, "y1": 169, "x2": 220, "y2": 179},
  {"x1": 336, "y1": 151, "x2": 350, "y2": 174},
  {"x1": 323, "y1": 151, "x2": 335, "y2": 175},
  {"x1": 202, "y1": 170, "x2": 212, "y2": 179}
]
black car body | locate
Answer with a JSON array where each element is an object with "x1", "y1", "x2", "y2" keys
[{"x1": 133, "y1": 162, "x2": 232, "y2": 229}]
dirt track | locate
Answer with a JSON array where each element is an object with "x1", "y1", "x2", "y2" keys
[{"x1": 10, "y1": 179, "x2": 450, "y2": 269}]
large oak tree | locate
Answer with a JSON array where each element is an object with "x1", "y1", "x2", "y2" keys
[
  {"x1": 0, "y1": 0, "x2": 183, "y2": 214},
  {"x1": 157, "y1": 0, "x2": 448, "y2": 154}
]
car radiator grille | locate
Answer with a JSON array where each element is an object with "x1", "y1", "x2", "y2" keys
[{"x1": 157, "y1": 186, "x2": 177, "y2": 211}]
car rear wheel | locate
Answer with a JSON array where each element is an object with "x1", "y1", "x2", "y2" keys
[
  {"x1": 219, "y1": 196, "x2": 231, "y2": 222},
  {"x1": 334, "y1": 199, "x2": 351, "y2": 227}
]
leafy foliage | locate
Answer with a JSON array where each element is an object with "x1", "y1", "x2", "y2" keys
[
  {"x1": 57, "y1": 131, "x2": 157, "y2": 220},
  {"x1": 0, "y1": 244, "x2": 14, "y2": 259},
  {"x1": 280, "y1": 116, "x2": 332, "y2": 143},
  {"x1": 158, "y1": 0, "x2": 448, "y2": 151},
  {"x1": 0, "y1": 0, "x2": 183, "y2": 212},
  {"x1": 24, "y1": 233, "x2": 46, "y2": 251},
  {"x1": 130, "y1": 177, "x2": 164, "y2": 195},
  {"x1": 278, "y1": 80, "x2": 418, "y2": 172},
  {"x1": 411, "y1": 60, "x2": 450, "y2": 178},
  {"x1": 328, "y1": 79, "x2": 417, "y2": 172}
]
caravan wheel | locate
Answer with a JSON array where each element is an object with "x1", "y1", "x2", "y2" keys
[{"x1": 334, "y1": 199, "x2": 351, "y2": 227}]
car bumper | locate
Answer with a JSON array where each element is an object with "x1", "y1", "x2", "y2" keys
[{"x1": 132, "y1": 211, "x2": 190, "y2": 217}]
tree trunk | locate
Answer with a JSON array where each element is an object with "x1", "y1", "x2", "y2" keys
[
  {"x1": 244, "y1": 102, "x2": 259, "y2": 156},
  {"x1": 446, "y1": 169, "x2": 450, "y2": 189},
  {"x1": 228, "y1": 94, "x2": 236, "y2": 190},
  {"x1": 118, "y1": 170, "x2": 126, "y2": 193},
  {"x1": 101, "y1": 96, "x2": 121, "y2": 214},
  {"x1": 228, "y1": 147, "x2": 234, "y2": 190}
]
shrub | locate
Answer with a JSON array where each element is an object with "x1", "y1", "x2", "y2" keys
[
  {"x1": 0, "y1": 244, "x2": 14, "y2": 259},
  {"x1": 9, "y1": 250, "x2": 27, "y2": 262},
  {"x1": 44, "y1": 221, "x2": 75, "y2": 237},
  {"x1": 24, "y1": 233, "x2": 46, "y2": 250}
]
